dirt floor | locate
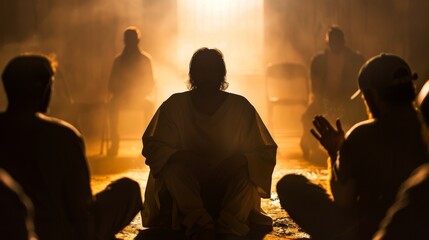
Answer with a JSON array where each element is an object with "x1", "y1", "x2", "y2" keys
[{"x1": 86, "y1": 134, "x2": 328, "y2": 240}]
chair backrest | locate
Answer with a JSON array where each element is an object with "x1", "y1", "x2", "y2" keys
[{"x1": 266, "y1": 62, "x2": 309, "y2": 105}]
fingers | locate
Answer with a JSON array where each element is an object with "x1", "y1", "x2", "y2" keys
[
  {"x1": 312, "y1": 115, "x2": 332, "y2": 134},
  {"x1": 312, "y1": 117, "x2": 324, "y2": 133},
  {"x1": 313, "y1": 115, "x2": 344, "y2": 133},
  {"x1": 335, "y1": 118, "x2": 344, "y2": 133},
  {"x1": 310, "y1": 129, "x2": 321, "y2": 140},
  {"x1": 320, "y1": 116, "x2": 336, "y2": 132}
]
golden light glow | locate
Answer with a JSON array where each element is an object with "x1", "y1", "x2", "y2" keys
[{"x1": 177, "y1": 0, "x2": 264, "y2": 74}]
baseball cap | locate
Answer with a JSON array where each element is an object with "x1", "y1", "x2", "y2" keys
[{"x1": 351, "y1": 53, "x2": 418, "y2": 100}]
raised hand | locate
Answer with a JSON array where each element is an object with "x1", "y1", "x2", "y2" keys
[{"x1": 310, "y1": 115, "x2": 345, "y2": 159}]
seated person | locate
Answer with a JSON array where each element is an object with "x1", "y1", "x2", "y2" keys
[
  {"x1": 277, "y1": 53, "x2": 428, "y2": 239},
  {"x1": 141, "y1": 48, "x2": 277, "y2": 240},
  {"x1": 0, "y1": 168, "x2": 36, "y2": 240},
  {"x1": 300, "y1": 25, "x2": 366, "y2": 165},
  {"x1": 373, "y1": 79, "x2": 429, "y2": 239},
  {"x1": 0, "y1": 54, "x2": 143, "y2": 240},
  {"x1": 374, "y1": 163, "x2": 429, "y2": 240}
]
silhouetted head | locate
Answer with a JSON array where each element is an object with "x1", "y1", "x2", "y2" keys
[
  {"x1": 123, "y1": 26, "x2": 140, "y2": 47},
  {"x1": 2, "y1": 54, "x2": 56, "y2": 113},
  {"x1": 353, "y1": 53, "x2": 417, "y2": 118},
  {"x1": 188, "y1": 48, "x2": 228, "y2": 91},
  {"x1": 325, "y1": 25, "x2": 345, "y2": 54}
]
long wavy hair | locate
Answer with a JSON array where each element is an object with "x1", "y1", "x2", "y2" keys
[{"x1": 188, "y1": 48, "x2": 228, "y2": 90}]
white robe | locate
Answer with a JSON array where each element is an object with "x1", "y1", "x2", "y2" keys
[{"x1": 141, "y1": 91, "x2": 277, "y2": 230}]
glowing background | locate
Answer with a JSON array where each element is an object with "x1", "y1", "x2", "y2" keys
[
  {"x1": 1, "y1": 0, "x2": 428, "y2": 139},
  {"x1": 177, "y1": 0, "x2": 264, "y2": 75}
]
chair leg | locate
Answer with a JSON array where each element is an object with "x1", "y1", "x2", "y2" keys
[{"x1": 100, "y1": 106, "x2": 110, "y2": 155}]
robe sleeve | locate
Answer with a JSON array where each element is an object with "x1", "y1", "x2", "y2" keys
[
  {"x1": 244, "y1": 108, "x2": 277, "y2": 198},
  {"x1": 142, "y1": 101, "x2": 180, "y2": 177}
]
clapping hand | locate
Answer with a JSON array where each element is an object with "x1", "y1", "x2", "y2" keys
[{"x1": 310, "y1": 115, "x2": 345, "y2": 159}]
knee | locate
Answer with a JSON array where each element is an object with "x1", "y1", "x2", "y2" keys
[
  {"x1": 219, "y1": 166, "x2": 250, "y2": 191},
  {"x1": 112, "y1": 177, "x2": 141, "y2": 198},
  {"x1": 276, "y1": 174, "x2": 309, "y2": 203},
  {"x1": 160, "y1": 160, "x2": 189, "y2": 180},
  {"x1": 277, "y1": 174, "x2": 309, "y2": 192},
  {"x1": 227, "y1": 166, "x2": 248, "y2": 182}
]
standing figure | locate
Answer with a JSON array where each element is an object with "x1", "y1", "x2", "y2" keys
[
  {"x1": 141, "y1": 48, "x2": 277, "y2": 240},
  {"x1": 108, "y1": 26, "x2": 154, "y2": 156},
  {"x1": 301, "y1": 25, "x2": 366, "y2": 165}
]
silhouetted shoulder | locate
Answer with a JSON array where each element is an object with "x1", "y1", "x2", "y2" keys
[
  {"x1": 344, "y1": 47, "x2": 365, "y2": 63},
  {"x1": 112, "y1": 52, "x2": 123, "y2": 62},
  {"x1": 311, "y1": 51, "x2": 327, "y2": 64},
  {"x1": 345, "y1": 119, "x2": 375, "y2": 139},
  {"x1": 162, "y1": 92, "x2": 256, "y2": 114},
  {"x1": 140, "y1": 50, "x2": 153, "y2": 61},
  {"x1": 164, "y1": 91, "x2": 189, "y2": 105},
  {"x1": 227, "y1": 92, "x2": 255, "y2": 108},
  {"x1": 157, "y1": 92, "x2": 191, "y2": 114},
  {"x1": 36, "y1": 113, "x2": 83, "y2": 139}
]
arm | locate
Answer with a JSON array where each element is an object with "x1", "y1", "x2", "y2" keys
[
  {"x1": 108, "y1": 58, "x2": 120, "y2": 99},
  {"x1": 329, "y1": 157, "x2": 357, "y2": 209},
  {"x1": 140, "y1": 55, "x2": 155, "y2": 96},
  {"x1": 142, "y1": 102, "x2": 180, "y2": 177},
  {"x1": 310, "y1": 115, "x2": 344, "y2": 160},
  {"x1": 213, "y1": 154, "x2": 248, "y2": 180},
  {"x1": 63, "y1": 134, "x2": 94, "y2": 240},
  {"x1": 168, "y1": 149, "x2": 207, "y2": 172},
  {"x1": 310, "y1": 55, "x2": 325, "y2": 100},
  {"x1": 311, "y1": 115, "x2": 357, "y2": 208},
  {"x1": 144, "y1": 57, "x2": 154, "y2": 89},
  {"x1": 374, "y1": 164, "x2": 429, "y2": 239},
  {"x1": 243, "y1": 108, "x2": 277, "y2": 198}
]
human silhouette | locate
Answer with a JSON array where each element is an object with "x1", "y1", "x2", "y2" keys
[
  {"x1": 277, "y1": 53, "x2": 428, "y2": 239},
  {"x1": 0, "y1": 54, "x2": 143, "y2": 240},
  {"x1": 141, "y1": 48, "x2": 277, "y2": 240},
  {"x1": 0, "y1": 168, "x2": 37, "y2": 240},
  {"x1": 108, "y1": 26, "x2": 155, "y2": 156},
  {"x1": 300, "y1": 25, "x2": 366, "y2": 165},
  {"x1": 374, "y1": 79, "x2": 429, "y2": 239}
]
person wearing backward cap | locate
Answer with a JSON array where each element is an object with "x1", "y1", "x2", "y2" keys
[
  {"x1": 374, "y1": 78, "x2": 429, "y2": 240},
  {"x1": 277, "y1": 53, "x2": 428, "y2": 240}
]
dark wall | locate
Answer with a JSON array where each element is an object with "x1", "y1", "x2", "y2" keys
[
  {"x1": 264, "y1": 0, "x2": 429, "y2": 87},
  {"x1": 1, "y1": 0, "x2": 429, "y2": 99},
  {"x1": 409, "y1": 0, "x2": 429, "y2": 87},
  {"x1": 0, "y1": 0, "x2": 177, "y2": 104}
]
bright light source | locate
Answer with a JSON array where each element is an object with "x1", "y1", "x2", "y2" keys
[{"x1": 177, "y1": 0, "x2": 264, "y2": 74}]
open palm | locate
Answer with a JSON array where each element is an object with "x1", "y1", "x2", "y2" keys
[{"x1": 310, "y1": 115, "x2": 345, "y2": 159}]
